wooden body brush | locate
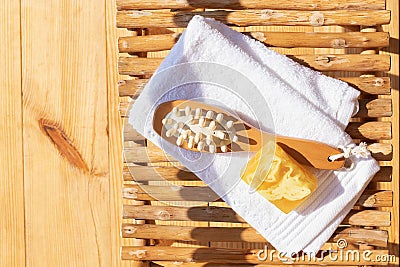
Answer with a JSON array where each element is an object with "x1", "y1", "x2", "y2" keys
[{"x1": 153, "y1": 100, "x2": 345, "y2": 170}]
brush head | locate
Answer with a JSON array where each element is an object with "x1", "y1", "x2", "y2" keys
[{"x1": 155, "y1": 100, "x2": 241, "y2": 153}]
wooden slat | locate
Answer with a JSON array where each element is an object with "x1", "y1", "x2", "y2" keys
[
  {"x1": 123, "y1": 185, "x2": 393, "y2": 207},
  {"x1": 119, "y1": 77, "x2": 391, "y2": 97},
  {"x1": 118, "y1": 57, "x2": 162, "y2": 76},
  {"x1": 121, "y1": 224, "x2": 388, "y2": 247},
  {"x1": 345, "y1": 121, "x2": 391, "y2": 140},
  {"x1": 124, "y1": 165, "x2": 392, "y2": 183},
  {"x1": 356, "y1": 99, "x2": 392, "y2": 117},
  {"x1": 121, "y1": 246, "x2": 389, "y2": 264},
  {"x1": 341, "y1": 209, "x2": 391, "y2": 226},
  {"x1": 22, "y1": 1, "x2": 112, "y2": 266},
  {"x1": 123, "y1": 205, "x2": 391, "y2": 226},
  {"x1": 0, "y1": 0, "x2": 25, "y2": 266},
  {"x1": 123, "y1": 205, "x2": 243, "y2": 222},
  {"x1": 118, "y1": 55, "x2": 390, "y2": 75},
  {"x1": 116, "y1": 10, "x2": 391, "y2": 28},
  {"x1": 116, "y1": 0, "x2": 386, "y2": 11},
  {"x1": 123, "y1": 166, "x2": 199, "y2": 181},
  {"x1": 123, "y1": 184, "x2": 220, "y2": 202},
  {"x1": 123, "y1": 123, "x2": 144, "y2": 142},
  {"x1": 340, "y1": 76, "x2": 391, "y2": 95},
  {"x1": 357, "y1": 190, "x2": 393, "y2": 207},
  {"x1": 290, "y1": 54, "x2": 390, "y2": 71},
  {"x1": 119, "y1": 79, "x2": 147, "y2": 97},
  {"x1": 118, "y1": 32, "x2": 389, "y2": 53},
  {"x1": 333, "y1": 228, "x2": 388, "y2": 247}
]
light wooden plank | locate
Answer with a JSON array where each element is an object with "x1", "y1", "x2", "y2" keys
[
  {"x1": 105, "y1": 0, "x2": 125, "y2": 266},
  {"x1": 21, "y1": 0, "x2": 111, "y2": 266},
  {"x1": 116, "y1": 10, "x2": 391, "y2": 28},
  {"x1": 0, "y1": 1, "x2": 26, "y2": 266},
  {"x1": 116, "y1": 0, "x2": 386, "y2": 10}
]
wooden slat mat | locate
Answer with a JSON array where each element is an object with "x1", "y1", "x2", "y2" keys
[{"x1": 117, "y1": 1, "x2": 399, "y2": 266}]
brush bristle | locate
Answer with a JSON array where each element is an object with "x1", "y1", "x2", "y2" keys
[{"x1": 162, "y1": 105, "x2": 239, "y2": 153}]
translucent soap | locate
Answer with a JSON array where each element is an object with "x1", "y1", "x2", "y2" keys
[{"x1": 240, "y1": 140, "x2": 318, "y2": 213}]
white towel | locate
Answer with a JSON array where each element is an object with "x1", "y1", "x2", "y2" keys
[{"x1": 129, "y1": 15, "x2": 380, "y2": 254}]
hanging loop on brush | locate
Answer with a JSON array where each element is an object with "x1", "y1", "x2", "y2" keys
[{"x1": 328, "y1": 142, "x2": 371, "y2": 162}]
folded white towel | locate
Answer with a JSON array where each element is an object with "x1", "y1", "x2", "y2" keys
[{"x1": 129, "y1": 15, "x2": 380, "y2": 255}]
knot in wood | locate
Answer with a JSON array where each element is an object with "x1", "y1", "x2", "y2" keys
[
  {"x1": 157, "y1": 210, "x2": 171, "y2": 220},
  {"x1": 251, "y1": 32, "x2": 266, "y2": 42},
  {"x1": 373, "y1": 78, "x2": 384, "y2": 87},
  {"x1": 123, "y1": 188, "x2": 138, "y2": 199},
  {"x1": 261, "y1": 9, "x2": 273, "y2": 19},
  {"x1": 128, "y1": 249, "x2": 147, "y2": 258},
  {"x1": 331, "y1": 38, "x2": 347, "y2": 48},
  {"x1": 123, "y1": 225, "x2": 137, "y2": 234},
  {"x1": 310, "y1": 12, "x2": 324, "y2": 26}
]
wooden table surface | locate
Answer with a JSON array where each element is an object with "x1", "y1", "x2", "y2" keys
[{"x1": 0, "y1": 0, "x2": 398, "y2": 266}]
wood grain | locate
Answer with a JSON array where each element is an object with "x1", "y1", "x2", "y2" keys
[
  {"x1": 116, "y1": 10, "x2": 391, "y2": 28},
  {"x1": 21, "y1": 0, "x2": 111, "y2": 266},
  {"x1": 118, "y1": 32, "x2": 389, "y2": 52},
  {"x1": 116, "y1": 0, "x2": 386, "y2": 10},
  {"x1": 0, "y1": 1, "x2": 26, "y2": 266},
  {"x1": 106, "y1": 0, "x2": 124, "y2": 266}
]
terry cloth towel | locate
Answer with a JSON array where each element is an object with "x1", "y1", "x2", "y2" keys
[{"x1": 129, "y1": 15, "x2": 380, "y2": 254}]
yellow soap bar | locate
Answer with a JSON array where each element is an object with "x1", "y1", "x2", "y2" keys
[{"x1": 240, "y1": 141, "x2": 318, "y2": 213}]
